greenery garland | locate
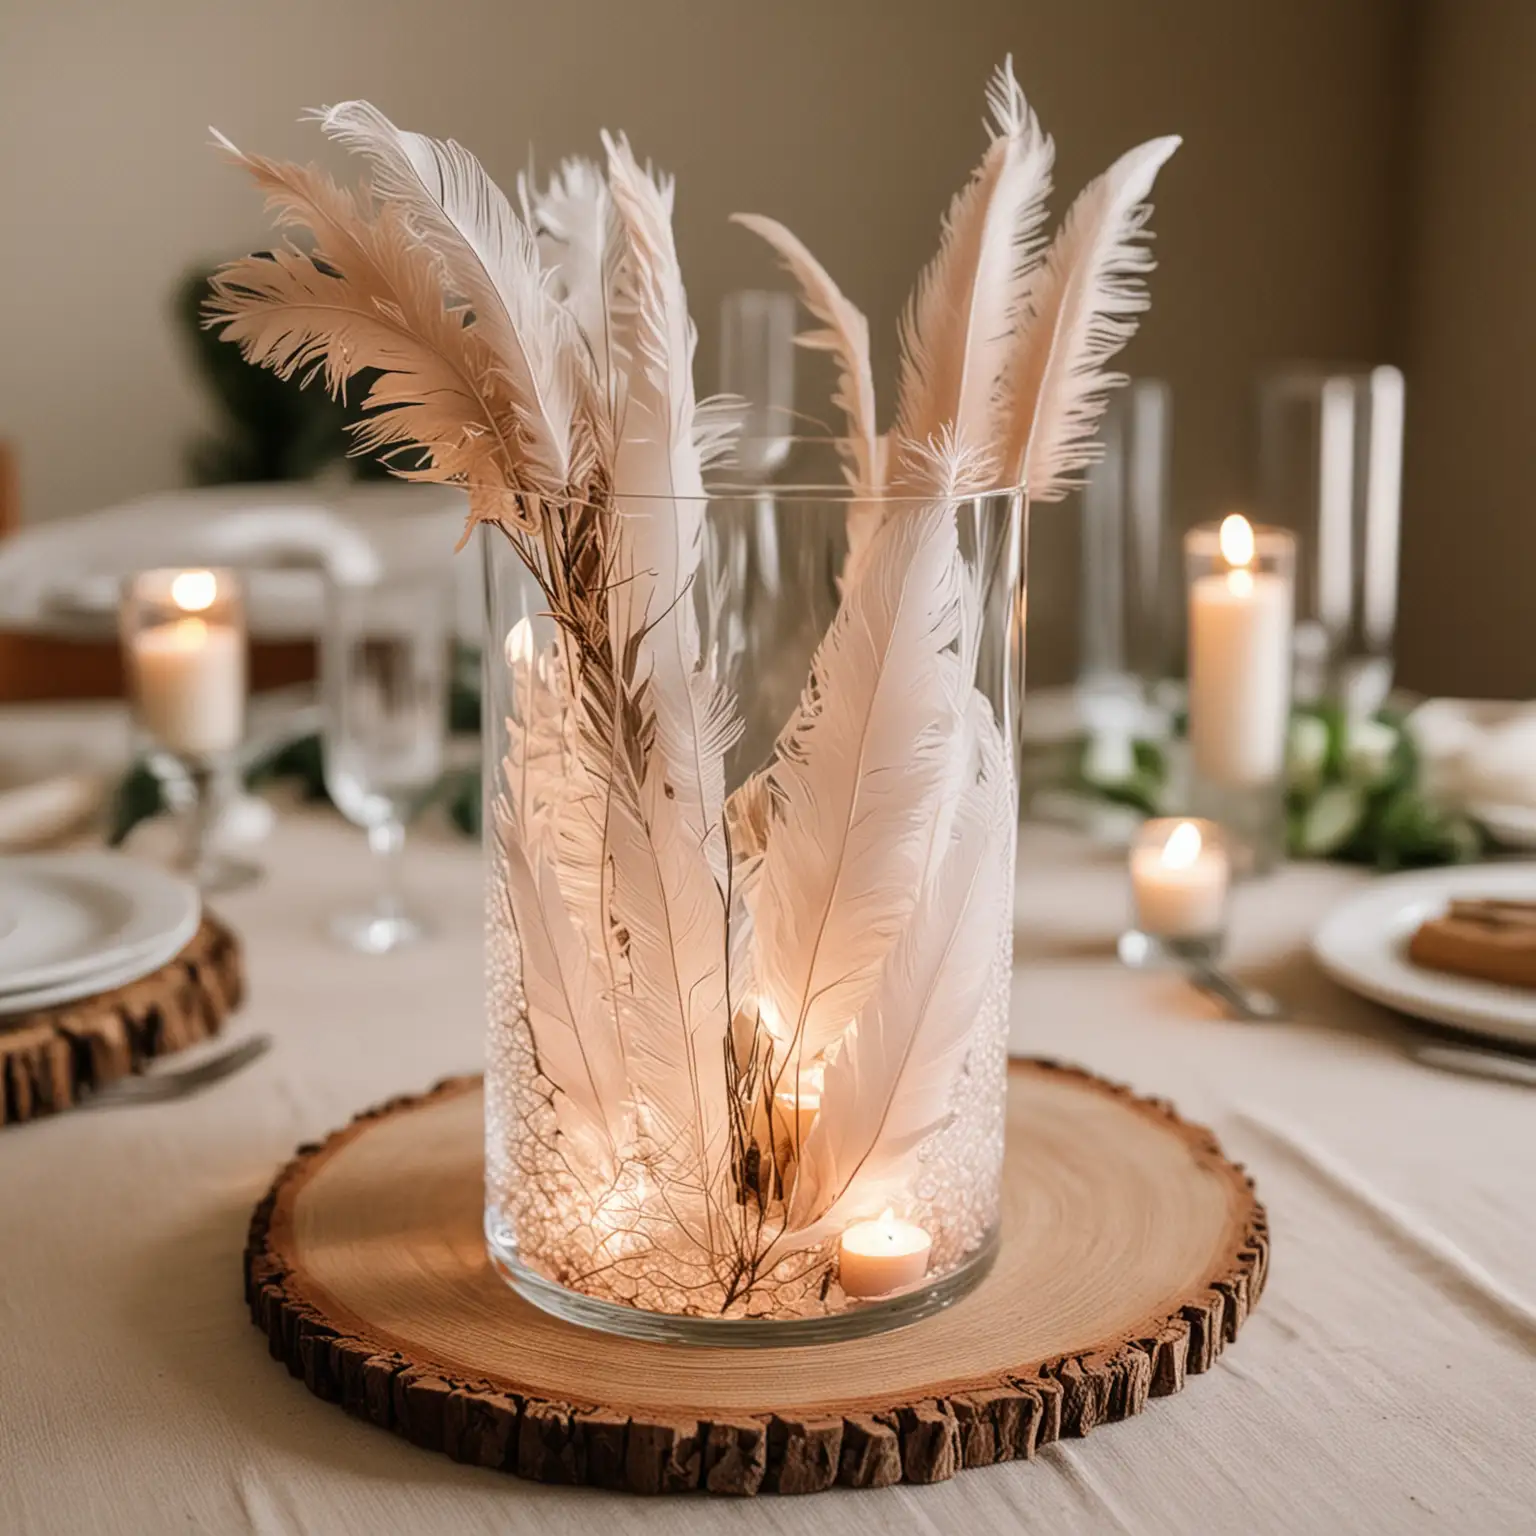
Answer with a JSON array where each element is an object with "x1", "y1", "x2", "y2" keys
[{"x1": 1072, "y1": 703, "x2": 1485, "y2": 869}]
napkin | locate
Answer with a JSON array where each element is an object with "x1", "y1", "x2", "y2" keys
[{"x1": 1409, "y1": 700, "x2": 1536, "y2": 814}]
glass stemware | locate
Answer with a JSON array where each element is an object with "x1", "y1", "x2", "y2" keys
[{"x1": 321, "y1": 572, "x2": 450, "y2": 953}]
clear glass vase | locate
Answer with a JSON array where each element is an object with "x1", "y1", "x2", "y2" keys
[{"x1": 481, "y1": 463, "x2": 1026, "y2": 1343}]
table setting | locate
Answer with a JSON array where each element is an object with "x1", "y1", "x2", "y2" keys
[{"x1": 1, "y1": 43, "x2": 1533, "y2": 1536}]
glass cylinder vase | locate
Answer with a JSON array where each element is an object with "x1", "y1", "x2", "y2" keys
[{"x1": 481, "y1": 470, "x2": 1026, "y2": 1344}]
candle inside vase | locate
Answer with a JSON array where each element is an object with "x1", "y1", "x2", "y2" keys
[
  {"x1": 126, "y1": 569, "x2": 246, "y2": 758},
  {"x1": 770, "y1": 1087, "x2": 821, "y2": 1184},
  {"x1": 839, "y1": 1210, "x2": 933, "y2": 1299},
  {"x1": 1187, "y1": 515, "x2": 1294, "y2": 787},
  {"x1": 1130, "y1": 818, "x2": 1229, "y2": 939}
]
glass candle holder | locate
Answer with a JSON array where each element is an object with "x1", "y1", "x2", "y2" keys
[
  {"x1": 1257, "y1": 365, "x2": 1404, "y2": 717},
  {"x1": 1125, "y1": 817, "x2": 1231, "y2": 964},
  {"x1": 1185, "y1": 516, "x2": 1296, "y2": 875},
  {"x1": 120, "y1": 567, "x2": 254, "y2": 892},
  {"x1": 1079, "y1": 378, "x2": 1175, "y2": 709},
  {"x1": 481, "y1": 460, "x2": 1026, "y2": 1344}
]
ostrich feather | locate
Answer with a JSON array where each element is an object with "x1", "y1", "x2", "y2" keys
[
  {"x1": 205, "y1": 199, "x2": 526, "y2": 503},
  {"x1": 993, "y1": 135, "x2": 1180, "y2": 500},
  {"x1": 893, "y1": 57, "x2": 1054, "y2": 474},
  {"x1": 753, "y1": 501, "x2": 963, "y2": 1082},
  {"x1": 788, "y1": 698, "x2": 1014, "y2": 1229},
  {"x1": 315, "y1": 101, "x2": 588, "y2": 498},
  {"x1": 206, "y1": 134, "x2": 556, "y2": 532}
]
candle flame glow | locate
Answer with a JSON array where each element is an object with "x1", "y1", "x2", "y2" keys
[
  {"x1": 1219, "y1": 513, "x2": 1255, "y2": 570},
  {"x1": 170, "y1": 569, "x2": 217, "y2": 612},
  {"x1": 1161, "y1": 820, "x2": 1204, "y2": 870},
  {"x1": 505, "y1": 617, "x2": 535, "y2": 668}
]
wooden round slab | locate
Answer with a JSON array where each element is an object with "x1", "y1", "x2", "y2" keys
[
  {"x1": 246, "y1": 1059, "x2": 1267, "y2": 1495},
  {"x1": 1, "y1": 917, "x2": 244, "y2": 1126}
]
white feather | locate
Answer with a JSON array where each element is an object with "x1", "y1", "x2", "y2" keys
[
  {"x1": 519, "y1": 157, "x2": 619, "y2": 391},
  {"x1": 316, "y1": 101, "x2": 585, "y2": 495},
  {"x1": 754, "y1": 502, "x2": 963, "y2": 1081},
  {"x1": 894, "y1": 428, "x2": 997, "y2": 889},
  {"x1": 603, "y1": 130, "x2": 741, "y2": 876},
  {"x1": 727, "y1": 213, "x2": 892, "y2": 594},
  {"x1": 607, "y1": 757, "x2": 732, "y2": 1211},
  {"x1": 728, "y1": 212, "x2": 880, "y2": 490},
  {"x1": 788, "y1": 699, "x2": 1014, "y2": 1229},
  {"x1": 894, "y1": 57, "x2": 1054, "y2": 470},
  {"x1": 994, "y1": 135, "x2": 1180, "y2": 500},
  {"x1": 495, "y1": 807, "x2": 629, "y2": 1178}
]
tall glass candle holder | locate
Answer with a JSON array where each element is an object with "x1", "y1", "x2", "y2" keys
[
  {"x1": 1257, "y1": 365, "x2": 1404, "y2": 717},
  {"x1": 1079, "y1": 378, "x2": 1175, "y2": 709},
  {"x1": 482, "y1": 460, "x2": 1026, "y2": 1344},
  {"x1": 121, "y1": 567, "x2": 253, "y2": 891},
  {"x1": 1184, "y1": 516, "x2": 1295, "y2": 875}
]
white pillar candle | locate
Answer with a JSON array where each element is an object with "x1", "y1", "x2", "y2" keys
[
  {"x1": 1188, "y1": 515, "x2": 1294, "y2": 787},
  {"x1": 1130, "y1": 819, "x2": 1229, "y2": 939},
  {"x1": 128, "y1": 571, "x2": 246, "y2": 758},
  {"x1": 838, "y1": 1210, "x2": 933, "y2": 1299}
]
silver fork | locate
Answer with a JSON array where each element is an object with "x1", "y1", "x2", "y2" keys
[{"x1": 83, "y1": 1033, "x2": 272, "y2": 1108}]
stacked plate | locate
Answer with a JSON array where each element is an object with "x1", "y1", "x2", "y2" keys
[
  {"x1": 0, "y1": 853, "x2": 201, "y2": 1016},
  {"x1": 1312, "y1": 862, "x2": 1536, "y2": 1051}
]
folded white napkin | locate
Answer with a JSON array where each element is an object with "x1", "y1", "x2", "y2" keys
[{"x1": 1408, "y1": 699, "x2": 1536, "y2": 844}]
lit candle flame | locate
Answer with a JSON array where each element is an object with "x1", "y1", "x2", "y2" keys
[
  {"x1": 505, "y1": 617, "x2": 535, "y2": 668},
  {"x1": 170, "y1": 569, "x2": 217, "y2": 613},
  {"x1": 1161, "y1": 820, "x2": 1203, "y2": 870},
  {"x1": 1219, "y1": 513, "x2": 1255, "y2": 570}
]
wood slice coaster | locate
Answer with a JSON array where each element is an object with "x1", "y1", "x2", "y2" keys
[
  {"x1": 246, "y1": 1059, "x2": 1267, "y2": 1495},
  {"x1": 0, "y1": 917, "x2": 245, "y2": 1125}
]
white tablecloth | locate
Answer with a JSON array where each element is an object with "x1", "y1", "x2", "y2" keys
[{"x1": 3, "y1": 795, "x2": 1533, "y2": 1533}]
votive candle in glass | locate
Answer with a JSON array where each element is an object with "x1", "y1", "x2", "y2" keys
[
  {"x1": 1185, "y1": 515, "x2": 1295, "y2": 873},
  {"x1": 124, "y1": 568, "x2": 246, "y2": 759},
  {"x1": 1128, "y1": 817, "x2": 1230, "y2": 961},
  {"x1": 121, "y1": 567, "x2": 252, "y2": 890}
]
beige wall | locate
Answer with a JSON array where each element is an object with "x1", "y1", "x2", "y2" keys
[
  {"x1": 0, "y1": 0, "x2": 1433, "y2": 680},
  {"x1": 1398, "y1": 0, "x2": 1536, "y2": 698}
]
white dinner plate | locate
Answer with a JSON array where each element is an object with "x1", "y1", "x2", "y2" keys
[
  {"x1": 0, "y1": 854, "x2": 200, "y2": 996},
  {"x1": 0, "y1": 925, "x2": 201, "y2": 1016},
  {"x1": 1311, "y1": 862, "x2": 1536, "y2": 1049}
]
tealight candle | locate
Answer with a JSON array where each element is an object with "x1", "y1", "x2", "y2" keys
[
  {"x1": 126, "y1": 569, "x2": 246, "y2": 759},
  {"x1": 1129, "y1": 818, "x2": 1230, "y2": 942},
  {"x1": 839, "y1": 1209, "x2": 933, "y2": 1299}
]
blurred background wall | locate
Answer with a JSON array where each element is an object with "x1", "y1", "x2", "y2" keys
[{"x1": 0, "y1": 0, "x2": 1526, "y2": 693}]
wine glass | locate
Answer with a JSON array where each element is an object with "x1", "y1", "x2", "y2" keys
[{"x1": 321, "y1": 572, "x2": 450, "y2": 953}]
